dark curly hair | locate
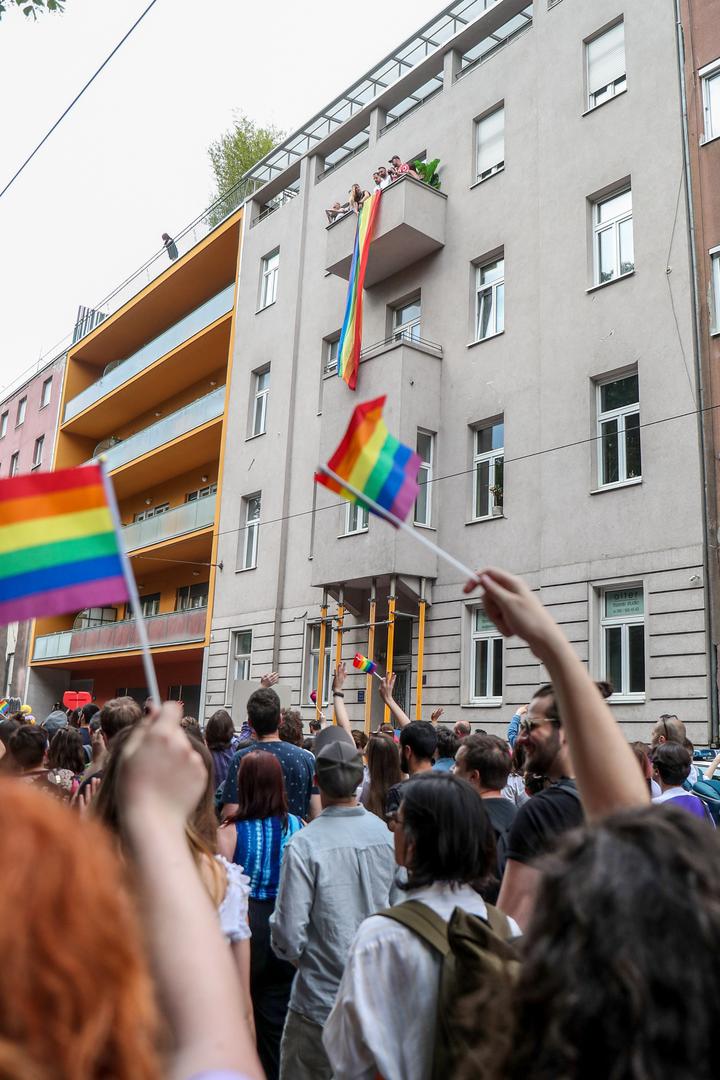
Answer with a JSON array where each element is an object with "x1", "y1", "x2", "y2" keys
[{"x1": 505, "y1": 805, "x2": 720, "y2": 1079}]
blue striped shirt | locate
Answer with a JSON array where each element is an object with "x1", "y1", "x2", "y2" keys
[{"x1": 232, "y1": 815, "x2": 304, "y2": 900}]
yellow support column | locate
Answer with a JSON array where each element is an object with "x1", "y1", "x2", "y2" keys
[
  {"x1": 316, "y1": 591, "x2": 328, "y2": 724},
  {"x1": 364, "y1": 581, "x2": 377, "y2": 735},
  {"x1": 415, "y1": 579, "x2": 426, "y2": 721},
  {"x1": 332, "y1": 589, "x2": 344, "y2": 725},
  {"x1": 384, "y1": 576, "x2": 397, "y2": 727}
]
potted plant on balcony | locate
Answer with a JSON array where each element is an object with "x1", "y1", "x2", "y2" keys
[{"x1": 413, "y1": 158, "x2": 441, "y2": 190}]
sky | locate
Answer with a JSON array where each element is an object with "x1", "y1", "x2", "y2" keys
[{"x1": 0, "y1": 0, "x2": 444, "y2": 394}]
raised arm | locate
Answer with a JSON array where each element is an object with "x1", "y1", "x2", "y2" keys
[
  {"x1": 466, "y1": 568, "x2": 648, "y2": 820},
  {"x1": 332, "y1": 662, "x2": 352, "y2": 734},
  {"x1": 378, "y1": 672, "x2": 412, "y2": 730}
]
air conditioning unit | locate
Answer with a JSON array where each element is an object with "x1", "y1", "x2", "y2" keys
[{"x1": 93, "y1": 436, "x2": 121, "y2": 456}]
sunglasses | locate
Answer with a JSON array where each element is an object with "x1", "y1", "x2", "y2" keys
[{"x1": 519, "y1": 716, "x2": 560, "y2": 735}]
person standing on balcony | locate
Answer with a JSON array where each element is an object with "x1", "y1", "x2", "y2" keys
[
  {"x1": 349, "y1": 183, "x2": 371, "y2": 214},
  {"x1": 389, "y1": 154, "x2": 421, "y2": 180}
]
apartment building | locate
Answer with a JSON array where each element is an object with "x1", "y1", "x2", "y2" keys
[
  {"x1": 0, "y1": 352, "x2": 65, "y2": 701},
  {"x1": 207, "y1": 0, "x2": 713, "y2": 741},
  {"x1": 26, "y1": 209, "x2": 244, "y2": 718}
]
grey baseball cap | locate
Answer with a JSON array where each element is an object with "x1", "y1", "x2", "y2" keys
[{"x1": 315, "y1": 737, "x2": 364, "y2": 798}]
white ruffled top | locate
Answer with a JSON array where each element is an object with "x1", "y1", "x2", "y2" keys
[{"x1": 215, "y1": 854, "x2": 251, "y2": 943}]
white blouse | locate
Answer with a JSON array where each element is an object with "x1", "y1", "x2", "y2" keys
[{"x1": 215, "y1": 855, "x2": 251, "y2": 943}]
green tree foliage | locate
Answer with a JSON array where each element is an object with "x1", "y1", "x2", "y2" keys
[
  {"x1": 207, "y1": 113, "x2": 284, "y2": 224},
  {"x1": 0, "y1": 0, "x2": 65, "y2": 19}
]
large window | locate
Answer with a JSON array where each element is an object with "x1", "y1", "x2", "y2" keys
[
  {"x1": 185, "y1": 484, "x2": 217, "y2": 503},
  {"x1": 392, "y1": 297, "x2": 421, "y2": 342},
  {"x1": 306, "y1": 622, "x2": 331, "y2": 706},
  {"x1": 231, "y1": 630, "x2": 253, "y2": 682},
  {"x1": 325, "y1": 335, "x2": 340, "y2": 375},
  {"x1": 472, "y1": 420, "x2": 504, "y2": 519},
  {"x1": 133, "y1": 503, "x2": 169, "y2": 522},
  {"x1": 40, "y1": 376, "x2": 52, "y2": 409},
  {"x1": 586, "y1": 21, "x2": 626, "y2": 110},
  {"x1": 139, "y1": 592, "x2": 161, "y2": 618},
  {"x1": 711, "y1": 248, "x2": 720, "y2": 333},
  {"x1": 260, "y1": 249, "x2": 279, "y2": 308},
  {"x1": 414, "y1": 429, "x2": 434, "y2": 526},
  {"x1": 597, "y1": 373, "x2": 641, "y2": 486},
  {"x1": 9, "y1": 452, "x2": 19, "y2": 477},
  {"x1": 475, "y1": 257, "x2": 504, "y2": 340},
  {"x1": 32, "y1": 436, "x2": 44, "y2": 469},
  {"x1": 469, "y1": 608, "x2": 503, "y2": 704},
  {"x1": 16, "y1": 397, "x2": 26, "y2": 426},
  {"x1": 240, "y1": 493, "x2": 261, "y2": 570},
  {"x1": 175, "y1": 582, "x2": 209, "y2": 611},
  {"x1": 601, "y1": 586, "x2": 645, "y2": 699},
  {"x1": 593, "y1": 188, "x2": 633, "y2": 285},
  {"x1": 475, "y1": 105, "x2": 504, "y2": 182},
  {"x1": 701, "y1": 59, "x2": 720, "y2": 142},
  {"x1": 73, "y1": 606, "x2": 117, "y2": 630},
  {"x1": 344, "y1": 501, "x2": 369, "y2": 535},
  {"x1": 252, "y1": 368, "x2": 270, "y2": 436}
]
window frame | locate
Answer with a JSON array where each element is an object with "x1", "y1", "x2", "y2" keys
[
  {"x1": 259, "y1": 249, "x2": 279, "y2": 309},
  {"x1": 9, "y1": 451, "x2": 19, "y2": 477},
  {"x1": 40, "y1": 376, "x2": 53, "y2": 409},
  {"x1": 391, "y1": 296, "x2": 422, "y2": 343},
  {"x1": 251, "y1": 366, "x2": 270, "y2": 437},
  {"x1": 344, "y1": 500, "x2": 369, "y2": 535},
  {"x1": 226, "y1": 628, "x2": 253, "y2": 702},
  {"x1": 472, "y1": 420, "x2": 504, "y2": 520},
  {"x1": 468, "y1": 606, "x2": 504, "y2": 706},
  {"x1": 596, "y1": 373, "x2": 641, "y2": 488},
  {"x1": 474, "y1": 103, "x2": 505, "y2": 183},
  {"x1": 32, "y1": 435, "x2": 44, "y2": 469},
  {"x1": 585, "y1": 19, "x2": 626, "y2": 112},
  {"x1": 324, "y1": 334, "x2": 340, "y2": 376},
  {"x1": 592, "y1": 187, "x2": 634, "y2": 286},
  {"x1": 185, "y1": 484, "x2": 217, "y2": 503},
  {"x1": 700, "y1": 59, "x2": 720, "y2": 143},
  {"x1": 710, "y1": 247, "x2": 720, "y2": 334},
  {"x1": 305, "y1": 621, "x2": 332, "y2": 707},
  {"x1": 0, "y1": 412, "x2": 8, "y2": 439},
  {"x1": 175, "y1": 582, "x2": 209, "y2": 611},
  {"x1": 414, "y1": 429, "x2": 434, "y2": 527},
  {"x1": 599, "y1": 584, "x2": 646, "y2": 702},
  {"x1": 16, "y1": 397, "x2": 27, "y2": 427},
  {"x1": 239, "y1": 492, "x2": 261, "y2": 570},
  {"x1": 474, "y1": 256, "x2": 505, "y2": 341}
]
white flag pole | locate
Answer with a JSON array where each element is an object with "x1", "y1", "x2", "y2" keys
[
  {"x1": 316, "y1": 465, "x2": 480, "y2": 585},
  {"x1": 99, "y1": 459, "x2": 161, "y2": 704}
]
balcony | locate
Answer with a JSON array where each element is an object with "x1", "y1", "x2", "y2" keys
[
  {"x1": 100, "y1": 387, "x2": 225, "y2": 473},
  {"x1": 33, "y1": 607, "x2": 208, "y2": 662},
  {"x1": 123, "y1": 495, "x2": 216, "y2": 553},
  {"x1": 64, "y1": 285, "x2": 235, "y2": 424},
  {"x1": 325, "y1": 176, "x2": 446, "y2": 287}
]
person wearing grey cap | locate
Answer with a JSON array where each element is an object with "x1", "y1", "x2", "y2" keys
[{"x1": 270, "y1": 723, "x2": 396, "y2": 1080}]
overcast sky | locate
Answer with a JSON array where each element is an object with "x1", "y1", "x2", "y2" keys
[{"x1": 0, "y1": 0, "x2": 443, "y2": 393}]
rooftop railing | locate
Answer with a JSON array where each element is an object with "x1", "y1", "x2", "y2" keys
[{"x1": 33, "y1": 607, "x2": 208, "y2": 661}]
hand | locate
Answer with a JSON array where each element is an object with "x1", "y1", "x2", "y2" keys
[
  {"x1": 464, "y1": 567, "x2": 566, "y2": 663},
  {"x1": 260, "y1": 672, "x2": 279, "y2": 688},
  {"x1": 332, "y1": 662, "x2": 347, "y2": 692},
  {"x1": 379, "y1": 672, "x2": 396, "y2": 704},
  {"x1": 91, "y1": 729, "x2": 106, "y2": 761},
  {"x1": 75, "y1": 776, "x2": 101, "y2": 816},
  {"x1": 517, "y1": 705, "x2": 528, "y2": 718},
  {"x1": 430, "y1": 707, "x2": 444, "y2": 724}
]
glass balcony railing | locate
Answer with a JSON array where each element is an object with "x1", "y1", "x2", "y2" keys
[
  {"x1": 33, "y1": 607, "x2": 208, "y2": 661},
  {"x1": 100, "y1": 387, "x2": 225, "y2": 471},
  {"x1": 64, "y1": 285, "x2": 235, "y2": 423},
  {"x1": 123, "y1": 494, "x2": 216, "y2": 552}
]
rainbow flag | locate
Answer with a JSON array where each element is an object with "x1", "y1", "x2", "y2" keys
[
  {"x1": 0, "y1": 699, "x2": 10, "y2": 717},
  {"x1": 315, "y1": 396, "x2": 421, "y2": 524},
  {"x1": 337, "y1": 191, "x2": 382, "y2": 390},
  {"x1": 0, "y1": 465, "x2": 128, "y2": 626}
]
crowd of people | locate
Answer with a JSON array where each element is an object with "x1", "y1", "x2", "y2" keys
[
  {"x1": 2, "y1": 566, "x2": 720, "y2": 1079},
  {"x1": 325, "y1": 153, "x2": 421, "y2": 223}
]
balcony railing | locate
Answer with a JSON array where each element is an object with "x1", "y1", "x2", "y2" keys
[
  {"x1": 33, "y1": 607, "x2": 208, "y2": 661},
  {"x1": 64, "y1": 285, "x2": 235, "y2": 423},
  {"x1": 99, "y1": 387, "x2": 225, "y2": 471},
  {"x1": 123, "y1": 494, "x2": 216, "y2": 552}
]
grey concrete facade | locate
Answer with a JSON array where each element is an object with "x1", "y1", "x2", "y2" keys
[{"x1": 208, "y1": 0, "x2": 710, "y2": 741}]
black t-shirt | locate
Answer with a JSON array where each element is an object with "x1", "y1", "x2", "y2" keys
[
  {"x1": 385, "y1": 779, "x2": 408, "y2": 820},
  {"x1": 505, "y1": 780, "x2": 583, "y2": 865}
]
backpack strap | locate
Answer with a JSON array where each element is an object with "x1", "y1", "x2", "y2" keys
[
  {"x1": 376, "y1": 900, "x2": 450, "y2": 956},
  {"x1": 483, "y1": 903, "x2": 514, "y2": 942}
]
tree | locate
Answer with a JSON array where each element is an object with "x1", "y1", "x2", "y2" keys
[
  {"x1": 207, "y1": 113, "x2": 284, "y2": 224},
  {"x1": 0, "y1": 0, "x2": 65, "y2": 18}
]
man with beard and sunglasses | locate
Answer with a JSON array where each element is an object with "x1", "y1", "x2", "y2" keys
[{"x1": 497, "y1": 680, "x2": 612, "y2": 930}]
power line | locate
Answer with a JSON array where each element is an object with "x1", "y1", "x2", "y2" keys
[{"x1": 0, "y1": 0, "x2": 162, "y2": 203}]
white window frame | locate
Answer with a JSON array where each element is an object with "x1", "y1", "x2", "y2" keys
[
  {"x1": 133, "y1": 502, "x2": 170, "y2": 522},
  {"x1": 175, "y1": 582, "x2": 209, "y2": 611},
  {"x1": 596, "y1": 374, "x2": 641, "y2": 487},
  {"x1": 392, "y1": 297, "x2": 421, "y2": 342},
  {"x1": 9, "y1": 451, "x2": 19, "y2": 477},
  {"x1": 586, "y1": 20, "x2": 626, "y2": 111},
  {"x1": 475, "y1": 104, "x2": 505, "y2": 182},
  {"x1": 0, "y1": 412, "x2": 7, "y2": 439},
  {"x1": 227, "y1": 629, "x2": 253, "y2": 701},
  {"x1": 700, "y1": 59, "x2": 720, "y2": 143},
  {"x1": 468, "y1": 607, "x2": 503, "y2": 705},
  {"x1": 32, "y1": 435, "x2": 44, "y2": 469},
  {"x1": 600, "y1": 585, "x2": 646, "y2": 702},
  {"x1": 414, "y1": 429, "x2": 434, "y2": 527},
  {"x1": 260, "y1": 249, "x2": 279, "y2": 309},
  {"x1": 593, "y1": 188, "x2": 634, "y2": 285},
  {"x1": 240, "y1": 493, "x2": 261, "y2": 570},
  {"x1": 306, "y1": 622, "x2": 332, "y2": 706},
  {"x1": 325, "y1": 335, "x2": 340, "y2": 375},
  {"x1": 16, "y1": 397, "x2": 26, "y2": 426},
  {"x1": 475, "y1": 257, "x2": 504, "y2": 341},
  {"x1": 251, "y1": 367, "x2": 270, "y2": 436},
  {"x1": 185, "y1": 484, "x2": 217, "y2": 503},
  {"x1": 40, "y1": 376, "x2": 52, "y2": 409},
  {"x1": 344, "y1": 501, "x2": 369, "y2": 535},
  {"x1": 472, "y1": 421, "x2": 504, "y2": 520},
  {"x1": 711, "y1": 247, "x2": 720, "y2": 334}
]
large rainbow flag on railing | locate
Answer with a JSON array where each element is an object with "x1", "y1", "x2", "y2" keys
[
  {"x1": 0, "y1": 464, "x2": 128, "y2": 625},
  {"x1": 337, "y1": 191, "x2": 382, "y2": 390},
  {"x1": 315, "y1": 395, "x2": 421, "y2": 524}
]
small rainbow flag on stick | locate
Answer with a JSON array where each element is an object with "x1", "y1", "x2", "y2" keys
[
  {"x1": 315, "y1": 397, "x2": 480, "y2": 584},
  {"x1": 353, "y1": 653, "x2": 380, "y2": 678},
  {"x1": 337, "y1": 191, "x2": 382, "y2": 390}
]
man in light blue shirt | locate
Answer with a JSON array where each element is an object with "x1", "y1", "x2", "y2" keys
[{"x1": 270, "y1": 726, "x2": 396, "y2": 1080}]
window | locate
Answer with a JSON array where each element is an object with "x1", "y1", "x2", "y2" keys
[
  {"x1": 475, "y1": 105, "x2": 504, "y2": 181},
  {"x1": 306, "y1": 622, "x2": 331, "y2": 706},
  {"x1": 701, "y1": 60, "x2": 720, "y2": 142},
  {"x1": 601, "y1": 586, "x2": 645, "y2": 699},
  {"x1": 231, "y1": 630, "x2": 253, "y2": 682},
  {"x1": 586, "y1": 21, "x2": 626, "y2": 110},
  {"x1": 469, "y1": 608, "x2": 503, "y2": 703},
  {"x1": 260, "y1": 249, "x2": 279, "y2": 308},
  {"x1": 185, "y1": 484, "x2": 217, "y2": 503},
  {"x1": 133, "y1": 502, "x2": 169, "y2": 522},
  {"x1": 472, "y1": 420, "x2": 504, "y2": 519},
  {"x1": 16, "y1": 397, "x2": 26, "y2": 426},
  {"x1": 0, "y1": 412, "x2": 7, "y2": 438},
  {"x1": 4, "y1": 652, "x2": 14, "y2": 697},
  {"x1": 344, "y1": 501, "x2": 369, "y2": 534},
  {"x1": 414, "y1": 429, "x2": 434, "y2": 526},
  {"x1": 392, "y1": 297, "x2": 421, "y2": 342},
  {"x1": 139, "y1": 592, "x2": 161, "y2": 618},
  {"x1": 40, "y1": 376, "x2": 52, "y2": 409},
  {"x1": 73, "y1": 607, "x2": 118, "y2": 630},
  {"x1": 475, "y1": 257, "x2": 504, "y2": 340},
  {"x1": 325, "y1": 336, "x2": 340, "y2": 375},
  {"x1": 593, "y1": 188, "x2": 633, "y2": 284},
  {"x1": 711, "y1": 249, "x2": 720, "y2": 333},
  {"x1": 251, "y1": 368, "x2": 270, "y2": 436},
  {"x1": 9, "y1": 452, "x2": 19, "y2": 477},
  {"x1": 597, "y1": 373, "x2": 641, "y2": 486},
  {"x1": 175, "y1": 582, "x2": 209, "y2": 611},
  {"x1": 240, "y1": 493, "x2": 261, "y2": 570},
  {"x1": 32, "y1": 436, "x2": 44, "y2": 469}
]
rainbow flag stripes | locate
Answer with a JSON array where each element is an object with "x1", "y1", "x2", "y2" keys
[
  {"x1": 316, "y1": 395, "x2": 421, "y2": 525},
  {"x1": 0, "y1": 699, "x2": 10, "y2": 716},
  {"x1": 337, "y1": 191, "x2": 382, "y2": 390},
  {"x1": 353, "y1": 653, "x2": 377, "y2": 675},
  {"x1": 0, "y1": 465, "x2": 128, "y2": 626}
]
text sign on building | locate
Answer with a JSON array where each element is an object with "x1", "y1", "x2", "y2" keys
[{"x1": 605, "y1": 588, "x2": 644, "y2": 619}]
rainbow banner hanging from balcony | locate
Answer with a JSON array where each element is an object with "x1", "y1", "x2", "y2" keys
[
  {"x1": 337, "y1": 190, "x2": 382, "y2": 390},
  {"x1": 0, "y1": 465, "x2": 128, "y2": 626}
]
